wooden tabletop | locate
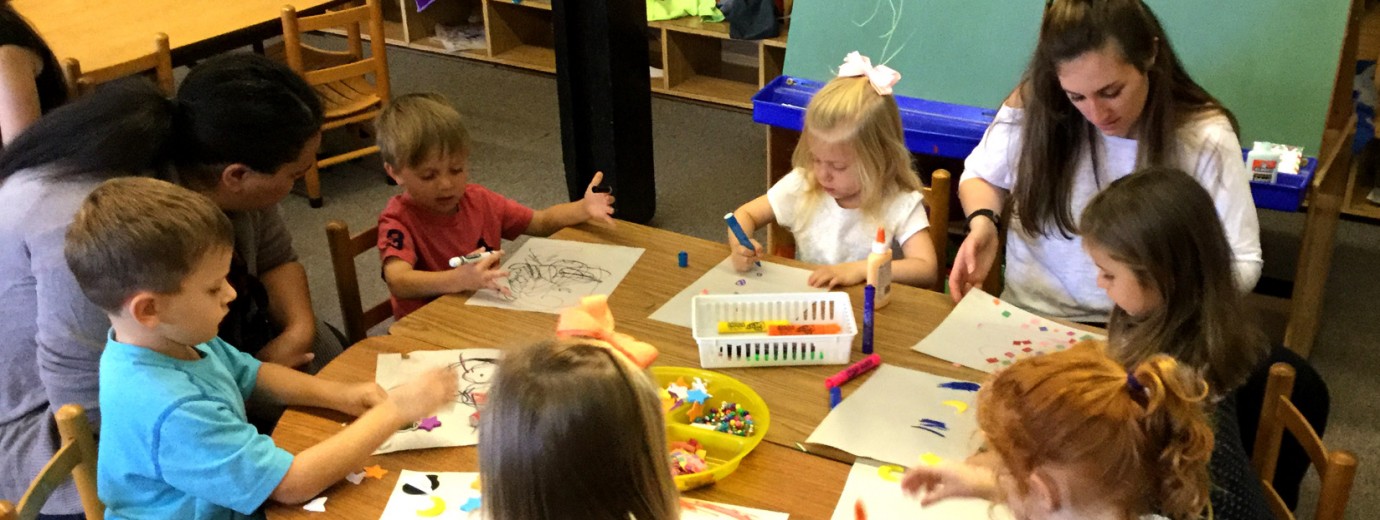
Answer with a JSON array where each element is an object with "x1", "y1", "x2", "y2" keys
[
  {"x1": 388, "y1": 221, "x2": 989, "y2": 454},
  {"x1": 12, "y1": 0, "x2": 339, "y2": 75},
  {"x1": 267, "y1": 335, "x2": 853, "y2": 519}
]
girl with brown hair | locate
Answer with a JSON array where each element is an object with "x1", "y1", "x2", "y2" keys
[{"x1": 948, "y1": 0, "x2": 1261, "y2": 324}]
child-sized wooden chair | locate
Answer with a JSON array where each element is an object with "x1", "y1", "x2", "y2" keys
[
  {"x1": 326, "y1": 219, "x2": 391, "y2": 344},
  {"x1": 12, "y1": 404, "x2": 103, "y2": 520},
  {"x1": 1253, "y1": 362, "x2": 1357, "y2": 520},
  {"x1": 280, "y1": 0, "x2": 391, "y2": 208},
  {"x1": 61, "y1": 33, "x2": 174, "y2": 98}
]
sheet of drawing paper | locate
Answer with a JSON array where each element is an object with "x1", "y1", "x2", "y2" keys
[
  {"x1": 380, "y1": 470, "x2": 483, "y2": 520},
  {"x1": 649, "y1": 257, "x2": 824, "y2": 328},
  {"x1": 911, "y1": 289, "x2": 1105, "y2": 373},
  {"x1": 466, "y1": 237, "x2": 645, "y2": 314},
  {"x1": 806, "y1": 365, "x2": 982, "y2": 467},
  {"x1": 830, "y1": 459, "x2": 1013, "y2": 520},
  {"x1": 374, "y1": 349, "x2": 501, "y2": 454},
  {"x1": 680, "y1": 498, "x2": 790, "y2": 519}
]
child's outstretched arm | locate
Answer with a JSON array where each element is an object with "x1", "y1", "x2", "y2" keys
[
  {"x1": 728, "y1": 195, "x2": 775, "y2": 272},
  {"x1": 893, "y1": 230, "x2": 939, "y2": 288},
  {"x1": 383, "y1": 253, "x2": 510, "y2": 300},
  {"x1": 900, "y1": 462, "x2": 999, "y2": 506},
  {"x1": 262, "y1": 366, "x2": 458, "y2": 504},
  {"x1": 527, "y1": 171, "x2": 616, "y2": 236}
]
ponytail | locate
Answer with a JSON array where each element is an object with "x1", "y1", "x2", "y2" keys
[{"x1": 978, "y1": 341, "x2": 1213, "y2": 520}]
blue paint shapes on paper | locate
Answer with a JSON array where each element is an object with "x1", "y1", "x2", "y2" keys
[
  {"x1": 913, "y1": 418, "x2": 949, "y2": 437},
  {"x1": 938, "y1": 381, "x2": 981, "y2": 392}
]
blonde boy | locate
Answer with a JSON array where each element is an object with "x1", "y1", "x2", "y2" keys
[
  {"x1": 64, "y1": 178, "x2": 456, "y2": 519},
  {"x1": 375, "y1": 93, "x2": 615, "y2": 318}
]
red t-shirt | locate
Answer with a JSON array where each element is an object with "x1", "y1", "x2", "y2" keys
[{"x1": 377, "y1": 185, "x2": 534, "y2": 318}]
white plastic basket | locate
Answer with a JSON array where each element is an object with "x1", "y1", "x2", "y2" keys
[{"x1": 691, "y1": 292, "x2": 856, "y2": 368}]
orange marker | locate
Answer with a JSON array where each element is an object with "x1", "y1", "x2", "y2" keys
[{"x1": 767, "y1": 323, "x2": 842, "y2": 336}]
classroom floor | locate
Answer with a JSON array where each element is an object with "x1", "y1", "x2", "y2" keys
[{"x1": 280, "y1": 40, "x2": 1378, "y2": 518}]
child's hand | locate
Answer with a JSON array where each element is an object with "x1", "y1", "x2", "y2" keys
[
  {"x1": 808, "y1": 263, "x2": 866, "y2": 289},
  {"x1": 729, "y1": 238, "x2": 762, "y2": 272},
  {"x1": 448, "y1": 248, "x2": 511, "y2": 296},
  {"x1": 900, "y1": 462, "x2": 998, "y2": 506},
  {"x1": 583, "y1": 171, "x2": 616, "y2": 226},
  {"x1": 338, "y1": 382, "x2": 388, "y2": 416},
  {"x1": 386, "y1": 366, "x2": 458, "y2": 424}
]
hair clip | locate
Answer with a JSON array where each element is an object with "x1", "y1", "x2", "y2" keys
[
  {"x1": 556, "y1": 295, "x2": 658, "y2": 368},
  {"x1": 837, "y1": 51, "x2": 901, "y2": 96}
]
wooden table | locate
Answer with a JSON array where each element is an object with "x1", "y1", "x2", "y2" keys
[
  {"x1": 12, "y1": 0, "x2": 341, "y2": 76},
  {"x1": 388, "y1": 221, "x2": 990, "y2": 452},
  {"x1": 266, "y1": 335, "x2": 852, "y2": 519}
]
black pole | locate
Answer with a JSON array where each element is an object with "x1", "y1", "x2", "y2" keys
[{"x1": 551, "y1": 0, "x2": 656, "y2": 223}]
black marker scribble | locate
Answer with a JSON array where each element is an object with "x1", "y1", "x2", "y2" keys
[{"x1": 501, "y1": 249, "x2": 611, "y2": 308}]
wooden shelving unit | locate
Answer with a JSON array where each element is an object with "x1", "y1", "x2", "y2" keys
[{"x1": 340, "y1": 0, "x2": 787, "y2": 109}]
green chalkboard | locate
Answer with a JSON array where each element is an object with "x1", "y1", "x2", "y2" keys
[{"x1": 783, "y1": 0, "x2": 1350, "y2": 153}]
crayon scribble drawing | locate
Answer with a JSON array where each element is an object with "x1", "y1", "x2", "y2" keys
[
  {"x1": 912, "y1": 289, "x2": 1104, "y2": 373},
  {"x1": 374, "y1": 349, "x2": 501, "y2": 454},
  {"x1": 466, "y1": 237, "x2": 644, "y2": 314}
]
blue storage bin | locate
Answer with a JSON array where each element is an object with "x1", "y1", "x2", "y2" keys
[
  {"x1": 752, "y1": 75, "x2": 996, "y2": 159},
  {"x1": 753, "y1": 75, "x2": 1315, "y2": 212}
]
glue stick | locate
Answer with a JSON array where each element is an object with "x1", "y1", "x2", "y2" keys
[{"x1": 865, "y1": 227, "x2": 892, "y2": 310}]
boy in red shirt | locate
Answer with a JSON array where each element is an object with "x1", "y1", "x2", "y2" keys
[{"x1": 376, "y1": 93, "x2": 615, "y2": 318}]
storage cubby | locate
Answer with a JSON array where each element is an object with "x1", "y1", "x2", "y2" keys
[{"x1": 331, "y1": 0, "x2": 790, "y2": 109}]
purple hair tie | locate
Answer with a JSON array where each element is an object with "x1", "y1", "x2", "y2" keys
[{"x1": 1126, "y1": 372, "x2": 1146, "y2": 395}]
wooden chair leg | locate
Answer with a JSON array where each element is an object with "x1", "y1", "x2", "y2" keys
[{"x1": 306, "y1": 162, "x2": 324, "y2": 208}]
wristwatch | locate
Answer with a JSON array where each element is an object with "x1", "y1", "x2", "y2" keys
[{"x1": 965, "y1": 209, "x2": 1000, "y2": 232}]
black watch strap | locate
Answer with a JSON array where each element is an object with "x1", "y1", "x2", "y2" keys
[{"x1": 965, "y1": 209, "x2": 1000, "y2": 232}]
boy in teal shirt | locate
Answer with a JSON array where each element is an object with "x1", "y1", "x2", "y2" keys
[{"x1": 64, "y1": 177, "x2": 456, "y2": 519}]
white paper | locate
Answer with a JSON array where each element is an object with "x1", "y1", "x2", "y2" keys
[
  {"x1": 911, "y1": 289, "x2": 1105, "y2": 373},
  {"x1": 650, "y1": 257, "x2": 824, "y2": 328},
  {"x1": 680, "y1": 498, "x2": 789, "y2": 519},
  {"x1": 374, "y1": 349, "x2": 501, "y2": 455},
  {"x1": 380, "y1": 470, "x2": 483, "y2": 520},
  {"x1": 466, "y1": 237, "x2": 645, "y2": 314},
  {"x1": 831, "y1": 459, "x2": 1012, "y2": 520},
  {"x1": 806, "y1": 365, "x2": 982, "y2": 467}
]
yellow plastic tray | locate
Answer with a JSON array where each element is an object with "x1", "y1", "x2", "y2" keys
[{"x1": 651, "y1": 366, "x2": 771, "y2": 491}]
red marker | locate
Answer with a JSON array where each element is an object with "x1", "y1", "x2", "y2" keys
[{"x1": 825, "y1": 354, "x2": 881, "y2": 388}]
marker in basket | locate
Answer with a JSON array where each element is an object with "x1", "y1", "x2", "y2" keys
[
  {"x1": 768, "y1": 323, "x2": 842, "y2": 336},
  {"x1": 862, "y1": 284, "x2": 876, "y2": 354},
  {"x1": 824, "y1": 353, "x2": 881, "y2": 388},
  {"x1": 448, "y1": 250, "x2": 496, "y2": 268},
  {"x1": 718, "y1": 320, "x2": 788, "y2": 334},
  {"x1": 724, "y1": 212, "x2": 761, "y2": 267}
]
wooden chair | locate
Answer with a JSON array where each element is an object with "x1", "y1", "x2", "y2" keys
[
  {"x1": 281, "y1": 0, "x2": 391, "y2": 208},
  {"x1": 12, "y1": 404, "x2": 103, "y2": 520},
  {"x1": 0, "y1": 500, "x2": 15, "y2": 520},
  {"x1": 61, "y1": 33, "x2": 173, "y2": 98},
  {"x1": 326, "y1": 220, "x2": 391, "y2": 344},
  {"x1": 1252, "y1": 363, "x2": 1357, "y2": 520}
]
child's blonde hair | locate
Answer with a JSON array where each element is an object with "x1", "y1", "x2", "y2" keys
[
  {"x1": 479, "y1": 339, "x2": 678, "y2": 520},
  {"x1": 789, "y1": 75, "x2": 922, "y2": 227},
  {"x1": 64, "y1": 177, "x2": 233, "y2": 312},
  {"x1": 375, "y1": 92, "x2": 470, "y2": 169},
  {"x1": 978, "y1": 340, "x2": 1213, "y2": 520},
  {"x1": 1080, "y1": 167, "x2": 1266, "y2": 394}
]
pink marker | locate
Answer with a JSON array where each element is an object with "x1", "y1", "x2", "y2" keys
[{"x1": 825, "y1": 354, "x2": 881, "y2": 388}]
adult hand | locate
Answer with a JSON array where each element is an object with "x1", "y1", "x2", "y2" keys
[{"x1": 949, "y1": 219, "x2": 999, "y2": 302}]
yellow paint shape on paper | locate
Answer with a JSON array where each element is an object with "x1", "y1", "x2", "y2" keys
[
  {"x1": 877, "y1": 464, "x2": 906, "y2": 482},
  {"x1": 471, "y1": 478, "x2": 482, "y2": 490},
  {"x1": 416, "y1": 496, "x2": 446, "y2": 517},
  {"x1": 919, "y1": 453, "x2": 943, "y2": 466},
  {"x1": 941, "y1": 400, "x2": 969, "y2": 414}
]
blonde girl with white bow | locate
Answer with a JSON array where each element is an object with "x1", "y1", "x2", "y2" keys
[{"x1": 728, "y1": 52, "x2": 939, "y2": 289}]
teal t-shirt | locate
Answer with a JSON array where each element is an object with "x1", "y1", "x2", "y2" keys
[{"x1": 98, "y1": 333, "x2": 293, "y2": 519}]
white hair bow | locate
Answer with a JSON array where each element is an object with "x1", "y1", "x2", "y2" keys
[{"x1": 837, "y1": 51, "x2": 901, "y2": 96}]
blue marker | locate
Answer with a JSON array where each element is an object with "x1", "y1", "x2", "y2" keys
[
  {"x1": 829, "y1": 386, "x2": 842, "y2": 408},
  {"x1": 724, "y1": 212, "x2": 761, "y2": 267},
  {"x1": 862, "y1": 285, "x2": 876, "y2": 354}
]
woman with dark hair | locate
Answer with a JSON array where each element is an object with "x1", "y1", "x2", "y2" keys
[
  {"x1": 0, "y1": 53, "x2": 336, "y2": 518},
  {"x1": 0, "y1": 1, "x2": 67, "y2": 145},
  {"x1": 947, "y1": 0, "x2": 1262, "y2": 324}
]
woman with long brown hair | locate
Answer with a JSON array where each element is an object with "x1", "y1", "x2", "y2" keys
[{"x1": 947, "y1": 0, "x2": 1261, "y2": 324}]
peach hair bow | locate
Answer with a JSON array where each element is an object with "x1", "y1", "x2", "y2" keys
[
  {"x1": 556, "y1": 295, "x2": 658, "y2": 368},
  {"x1": 837, "y1": 51, "x2": 901, "y2": 96}
]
